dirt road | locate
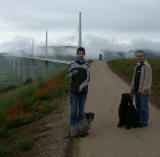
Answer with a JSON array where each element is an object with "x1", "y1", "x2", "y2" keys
[{"x1": 72, "y1": 61, "x2": 160, "y2": 157}]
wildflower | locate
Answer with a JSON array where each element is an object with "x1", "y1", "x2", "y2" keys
[
  {"x1": 6, "y1": 117, "x2": 10, "y2": 123},
  {"x1": 19, "y1": 115, "x2": 23, "y2": 120},
  {"x1": 43, "y1": 88, "x2": 48, "y2": 93},
  {"x1": 42, "y1": 82, "x2": 48, "y2": 87},
  {"x1": 20, "y1": 110, "x2": 24, "y2": 114},
  {"x1": 38, "y1": 105, "x2": 44, "y2": 112}
]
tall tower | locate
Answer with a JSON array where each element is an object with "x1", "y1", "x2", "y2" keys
[
  {"x1": 45, "y1": 31, "x2": 48, "y2": 58},
  {"x1": 32, "y1": 39, "x2": 34, "y2": 56},
  {"x1": 78, "y1": 12, "x2": 82, "y2": 47}
]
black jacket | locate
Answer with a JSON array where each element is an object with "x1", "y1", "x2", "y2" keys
[{"x1": 66, "y1": 60, "x2": 90, "y2": 94}]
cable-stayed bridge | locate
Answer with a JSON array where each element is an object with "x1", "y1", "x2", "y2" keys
[{"x1": 2, "y1": 12, "x2": 82, "y2": 83}]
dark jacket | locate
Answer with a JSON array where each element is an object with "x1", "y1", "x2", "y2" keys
[
  {"x1": 134, "y1": 63, "x2": 143, "y2": 91},
  {"x1": 66, "y1": 59, "x2": 90, "y2": 94}
]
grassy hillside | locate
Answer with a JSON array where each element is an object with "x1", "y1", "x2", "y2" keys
[
  {"x1": 107, "y1": 59, "x2": 160, "y2": 107},
  {"x1": 0, "y1": 58, "x2": 94, "y2": 156},
  {"x1": 0, "y1": 70, "x2": 70, "y2": 156}
]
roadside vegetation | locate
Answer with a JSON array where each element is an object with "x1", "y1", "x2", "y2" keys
[
  {"x1": 107, "y1": 59, "x2": 160, "y2": 107},
  {"x1": 0, "y1": 55, "x2": 95, "y2": 156},
  {"x1": 0, "y1": 70, "x2": 70, "y2": 156}
]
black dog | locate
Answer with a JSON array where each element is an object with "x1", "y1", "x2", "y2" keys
[{"x1": 118, "y1": 93, "x2": 139, "y2": 129}]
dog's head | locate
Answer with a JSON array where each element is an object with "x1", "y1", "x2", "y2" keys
[
  {"x1": 121, "y1": 93, "x2": 133, "y2": 106},
  {"x1": 84, "y1": 112, "x2": 95, "y2": 123}
]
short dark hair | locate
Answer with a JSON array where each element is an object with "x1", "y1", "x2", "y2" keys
[
  {"x1": 77, "y1": 47, "x2": 85, "y2": 54},
  {"x1": 136, "y1": 50, "x2": 145, "y2": 57}
]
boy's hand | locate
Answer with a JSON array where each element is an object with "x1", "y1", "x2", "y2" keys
[
  {"x1": 72, "y1": 70, "x2": 78, "y2": 75},
  {"x1": 78, "y1": 85, "x2": 83, "y2": 92}
]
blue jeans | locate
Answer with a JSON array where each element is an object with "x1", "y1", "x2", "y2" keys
[
  {"x1": 70, "y1": 93, "x2": 87, "y2": 126},
  {"x1": 135, "y1": 91, "x2": 149, "y2": 125}
]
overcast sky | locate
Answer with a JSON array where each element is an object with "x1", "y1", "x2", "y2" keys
[{"x1": 0, "y1": 0, "x2": 160, "y2": 56}]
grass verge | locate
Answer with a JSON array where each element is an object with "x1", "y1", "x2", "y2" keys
[
  {"x1": 107, "y1": 59, "x2": 160, "y2": 108},
  {"x1": 0, "y1": 69, "x2": 70, "y2": 156}
]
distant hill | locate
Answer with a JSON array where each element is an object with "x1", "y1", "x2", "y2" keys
[
  {"x1": 135, "y1": 49, "x2": 160, "y2": 58},
  {"x1": 102, "y1": 49, "x2": 160, "y2": 60}
]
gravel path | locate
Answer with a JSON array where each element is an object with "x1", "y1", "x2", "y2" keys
[{"x1": 72, "y1": 61, "x2": 160, "y2": 157}]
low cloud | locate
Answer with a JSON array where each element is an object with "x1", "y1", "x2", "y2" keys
[{"x1": 1, "y1": 33, "x2": 160, "y2": 59}]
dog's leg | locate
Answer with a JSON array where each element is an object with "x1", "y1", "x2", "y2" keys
[
  {"x1": 69, "y1": 125, "x2": 79, "y2": 137},
  {"x1": 118, "y1": 119, "x2": 125, "y2": 127},
  {"x1": 126, "y1": 120, "x2": 132, "y2": 129},
  {"x1": 126, "y1": 125, "x2": 131, "y2": 129},
  {"x1": 132, "y1": 118, "x2": 139, "y2": 128},
  {"x1": 118, "y1": 123, "x2": 122, "y2": 127}
]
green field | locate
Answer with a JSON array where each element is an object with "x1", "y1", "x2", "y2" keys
[
  {"x1": 107, "y1": 59, "x2": 160, "y2": 107},
  {"x1": 107, "y1": 59, "x2": 160, "y2": 94}
]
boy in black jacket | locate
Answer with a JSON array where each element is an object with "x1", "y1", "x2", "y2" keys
[{"x1": 66, "y1": 47, "x2": 90, "y2": 137}]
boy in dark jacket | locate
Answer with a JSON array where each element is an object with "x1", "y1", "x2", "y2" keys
[{"x1": 66, "y1": 47, "x2": 90, "y2": 137}]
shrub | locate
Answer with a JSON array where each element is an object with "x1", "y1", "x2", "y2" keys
[
  {"x1": 38, "y1": 104, "x2": 53, "y2": 114},
  {"x1": 0, "y1": 140, "x2": 12, "y2": 157},
  {"x1": 52, "y1": 87, "x2": 64, "y2": 98},
  {"x1": 0, "y1": 127, "x2": 8, "y2": 138},
  {"x1": 17, "y1": 138, "x2": 34, "y2": 152}
]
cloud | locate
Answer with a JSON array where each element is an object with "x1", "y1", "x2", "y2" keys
[
  {"x1": 0, "y1": 36, "x2": 32, "y2": 53},
  {"x1": 1, "y1": 33, "x2": 160, "y2": 60},
  {"x1": 1, "y1": 0, "x2": 160, "y2": 57},
  {"x1": 131, "y1": 38, "x2": 160, "y2": 51},
  {"x1": 82, "y1": 34, "x2": 160, "y2": 59},
  {"x1": 1, "y1": 0, "x2": 160, "y2": 33}
]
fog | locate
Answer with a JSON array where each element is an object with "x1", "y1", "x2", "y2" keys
[{"x1": 0, "y1": 34, "x2": 160, "y2": 60}]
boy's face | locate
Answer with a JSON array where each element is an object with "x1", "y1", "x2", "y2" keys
[{"x1": 77, "y1": 50, "x2": 85, "y2": 59}]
